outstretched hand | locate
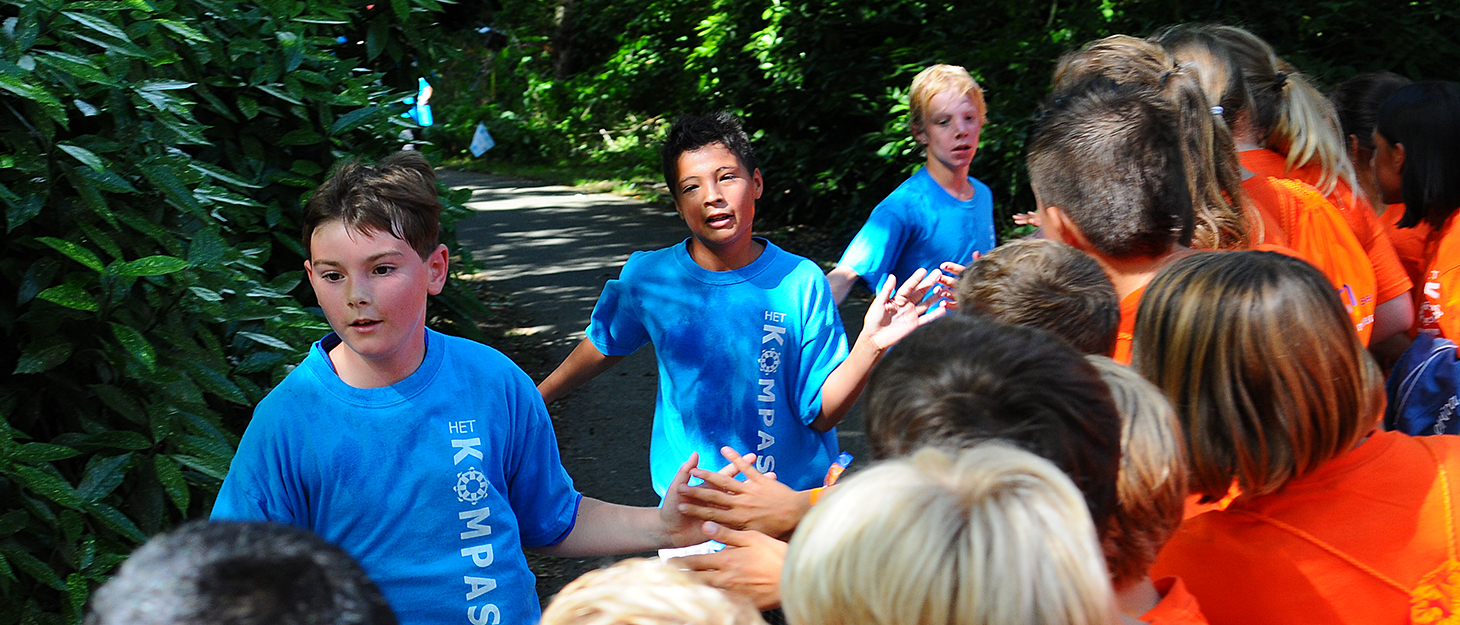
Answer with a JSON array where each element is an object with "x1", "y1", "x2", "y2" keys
[
  {"x1": 677, "y1": 447, "x2": 809, "y2": 540},
  {"x1": 673, "y1": 522, "x2": 788, "y2": 611},
  {"x1": 659, "y1": 453, "x2": 710, "y2": 547},
  {"x1": 936, "y1": 250, "x2": 982, "y2": 311},
  {"x1": 861, "y1": 268, "x2": 949, "y2": 351}
]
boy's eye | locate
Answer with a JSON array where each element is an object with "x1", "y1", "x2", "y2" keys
[
  {"x1": 681, "y1": 184, "x2": 698, "y2": 195},
  {"x1": 322, "y1": 271, "x2": 344, "y2": 282},
  {"x1": 372, "y1": 265, "x2": 395, "y2": 275}
]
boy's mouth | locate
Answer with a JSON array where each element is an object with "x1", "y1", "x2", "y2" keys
[
  {"x1": 350, "y1": 318, "x2": 382, "y2": 330},
  {"x1": 706, "y1": 213, "x2": 734, "y2": 228}
]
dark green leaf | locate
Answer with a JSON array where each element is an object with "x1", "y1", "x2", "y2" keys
[
  {"x1": 171, "y1": 454, "x2": 227, "y2": 481},
  {"x1": 62, "y1": 11, "x2": 132, "y2": 40},
  {"x1": 84, "y1": 501, "x2": 147, "y2": 543},
  {"x1": 154, "y1": 455, "x2": 189, "y2": 513},
  {"x1": 0, "y1": 511, "x2": 27, "y2": 537},
  {"x1": 35, "y1": 283, "x2": 96, "y2": 311},
  {"x1": 139, "y1": 163, "x2": 202, "y2": 214},
  {"x1": 330, "y1": 106, "x2": 379, "y2": 135},
  {"x1": 14, "y1": 340, "x2": 74, "y2": 374},
  {"x1": 7, "y1": 465, "x2": 83, "y2": 509},
  {"x1": 92, "y1": 385, "x2": 146, "y2": 424},
  {"x1": 367, "y1": 15, "x2": 389, "y2": 60},
  {"x1": 236, "y1": 95, "x2": 259, "y2": 119},
  {"x1": 34, "y1": 50, "x2": 112, "y2": 85},
  {"x1": 76, "y1": 453, "x2": 132, "y2": 501},
  {"x1": 116, "y1": 255, "x2": 190, "y2": 276},
  {"x1": 7, "y1": 443, "x2": 81, "y2": 463},
  {"x1": 36, "y1": 237, "x2": 104, "y2": 272},
  {"x1": 110, "y1": 323, "x2": 156, "y2": 371},
  {"x1": 136, "y1": 79, "x2": 194, "y2": 91},
  {"x1": 0, "y1": 545, "x2": 66, "y2": 590},
  {"x1": 154, "y1": 19, "x2": 210, "y2": 42},
  {"x1": 79, "y1": 431, "x2": 153, "y2": 451},
  {"x1": 6, "y1": 195, "x2": 43, "y2": 232},
  {"x1": 256, "y1": 84, "x2": 303, "y2": 105},
  {"x1": 188, "y1": 162, "x2": 260, "y2": 188},
  {"x1": 0, "y1": 74, "x2": 66, "y2": 124},
  {"x1": 79, "y1": 166, "x2": 138, "y2": 193},
  {"x1": 277, "y1": 129, "x2": 322, "y2": 145},
  {"x1": 236, "y1": 331, "x2": 292, "y2": 350},
  {"x1": 390, "y1": 0, "x2": 409, "y2": 21},
  {"x1": 179, "y1": 360, "x2": 248, "y2": 405},
  {"x1": 55, "y1": 144, "x2": 106, "y2": 173}
]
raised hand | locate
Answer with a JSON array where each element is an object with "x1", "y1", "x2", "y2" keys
[{"x1": 676, "y1": 446, "x2": 809, "y2": 540}]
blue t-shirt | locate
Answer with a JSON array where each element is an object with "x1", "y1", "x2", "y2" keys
[
  {"x1": 837, "y1": 167, "x2": 996, "y2": 292},
  {"x1": 212, "y1": 329, "x2": 581, "y2": 625},
  {"x1": 587, "y1": 238, "x2": 849, "y2": 495}
]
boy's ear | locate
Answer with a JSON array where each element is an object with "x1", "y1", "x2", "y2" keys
[
  {"x1": 752, "y1": 168, "x2": 764, "y2": 200},
  {"x1": 1041, "y1": 206, "x2": 1094, "y2": 252},
  {"x1": 910, "y1": 123, "x2": 928, "y2": 146},
  {"x1": 426, "y1": 244, "x2": 449, "y2": 296}
]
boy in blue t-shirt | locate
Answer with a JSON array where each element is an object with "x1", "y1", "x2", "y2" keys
[
  {"x1": 211, "y1": 152, "x2": 708, "y2": 625},
  {"x1": 827, "y1": 64, "x2": 998, "y2": 304},
  {"x1": 537, "y1": 112, "x2": 937, "y2": 496}
]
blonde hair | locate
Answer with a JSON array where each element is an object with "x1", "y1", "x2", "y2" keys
[
  {"x1": 1052, "y1": 35, "x2": 1255, "y2": 250},
  {"x1": 1132, "y1": 251, "x2": 1384, "y2": 499},
  {"x1": 909, "y1": 64, "x2": 988, "y2": 133},
  {"x1": 783, "y1": 445, "x2": 1116, "y2": 625},
  {"x1": 1086, "y1": 356, "x2": 1189, "y2": 588},
  {"x1": 1197, "y1": 25, "x2": 1357, "y2": 196},
  {"x1": 540, "y1": 559, "x2": 766, "y2": 625}
]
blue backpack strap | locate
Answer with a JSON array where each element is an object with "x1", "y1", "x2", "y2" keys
[{"x1": 1386, "y1": 333, "x2": 1460, "y2": 436}]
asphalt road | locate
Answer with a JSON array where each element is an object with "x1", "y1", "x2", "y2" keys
[{"x1": 442, "y1": 168, "x2": 871, "y2": 604}]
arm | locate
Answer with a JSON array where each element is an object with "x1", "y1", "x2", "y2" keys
[
  {"x1": 537, "y1": 338, "x2": 626, "y2": 404},
  {"x1": 1371, "y1": 292, "x2": 1414, "y2": 344},
  {"x1": 532, "y1": 454, "x2": 706, "y2": 557},
  {"x1": 812, "y1": 269, "x2": 946, "y2": 432},
  {"x1": 677, "y1": 446, "x2": 811, "y2": 540},
  {"x1": 826, "y1": 266, "x2": 861, "y2": 305}
]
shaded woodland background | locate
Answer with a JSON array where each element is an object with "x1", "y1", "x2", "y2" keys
[{"x1": 1, "y1": 0, "x2": 1457, "y2": 621}]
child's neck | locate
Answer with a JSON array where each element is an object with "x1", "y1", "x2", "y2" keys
[
  {"x1": 1114, "y1": 577, "x2": 1162, "y2": 621},
  {"x1": 687, "y1": 237, "x2": 765, "y2": 272},
  {"x1": 327, "y1": 329, "x2": 428, "y2": 389},
  {"x1": 925, "y1": 158, "x2": 975, "y2": 201},
  {"x1": 1093, "y1": 248, "x2": 1190, "y2": 300}
]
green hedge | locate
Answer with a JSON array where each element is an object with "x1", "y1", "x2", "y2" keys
[{"x1": 0, "y1": 0, "x2": 483, "y2": 621}]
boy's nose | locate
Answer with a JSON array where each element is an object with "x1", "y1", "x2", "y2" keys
[{"x1": 346, "y1": 283, "x2": 371, "y2": 307}]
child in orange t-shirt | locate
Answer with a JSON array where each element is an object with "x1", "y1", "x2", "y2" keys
[
  {"x1": 1373, "y1": 81, "x2": 1460, "y2": 339},
  {"x1": 1133, "y1": 250, "x2": 1460, "y2": 625}
]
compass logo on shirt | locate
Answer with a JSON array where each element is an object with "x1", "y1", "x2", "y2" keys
[
  {"x1": 758, "y1": 349, "x2": 781, "y2": 375},
  {"x1": 455, "y1": 468, "x2": 489, "y2": 504}
]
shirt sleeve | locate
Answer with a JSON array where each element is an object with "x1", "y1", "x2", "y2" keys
[
  {"x1": 209, "y1": 409, "x2": 298, "y2": 524},
  {"x1": 586, "y1": 276, "x2": 650, "y2": 357},
  {"x1": 1357, "y1": 206, "x2": 1414, "y2": 302},
  {"x1": 503, "y1": 369, "x2": 582, "y2": 548},
  {"x1": 836, "y1": 201, "x2": 910, "y2": 293},
  {"x1": 795, "y1": 274, "x2": 851, "y2": 426}
]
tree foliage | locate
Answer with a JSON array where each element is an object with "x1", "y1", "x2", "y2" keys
[
  {"x1": 434, "y1": 0, "x2": 1460, "y2": 239},
  {"x1": 0, "y1": 0, "x2": 483, "y2": 621}
]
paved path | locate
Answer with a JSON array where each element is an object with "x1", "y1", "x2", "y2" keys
[{"x1": 441, "y1": 168, "x2": 870, "y2": 602}]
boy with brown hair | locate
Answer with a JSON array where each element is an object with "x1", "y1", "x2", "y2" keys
[
  {"x1": 538, "y1": 112, "x2": 934, "y2": 497},
  {"x1": 1027, "y1": 77, "x2": 1194, "y2": 363},
  {"x1": 955, "y1": 238, "x2": 1119, "y2": 356},
  {"x1": 826, "y1": 64, "x2": 997, "y2": 304},
  {"x1": 213, "y1": 151, "x2": 711, "y2": 625}
]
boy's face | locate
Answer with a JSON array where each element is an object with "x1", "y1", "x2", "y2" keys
[
  {"x1": 672, "y1": 142, "x2": 763, "y2": 253},
  {"x1": 914, "y1": 90, "x2": 982, "y2": 172},
  {"x1": 305, "y1": 220, "x2": 448, "y2": 375}
]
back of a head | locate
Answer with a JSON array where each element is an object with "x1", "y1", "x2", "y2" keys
[
  {"x1": 1375, "y1": 81, "x2": 1460, "y2": 229},
  {"x1": 1053, "y1": 34, "x2": 1251, "y2": 251},
  {"x1": 540, "y1": 558, "x2": 764, "y2": 625},
  {"x1": 865, "y1": 315, "x2": 1121, "y2": 533},
  {"x1": 1203, "y1": 24, "x2": 1357, "y2": 196},
  {"x1": 1086, "y1": 356, "x2": 1188, "y2": 589},
  {"x1": 302, "y1": 151, "x2": 442, "y2": 260},
  {"x1": 1027, "y1": 77, "x2": 1191, "y2": 260},
  {"x1": 87, "y1": 521, "x2": 397, "y2": 625},
  {"x1": 909, "y1": 64, "x2": 988, "y2": 132},
  {"x1": 1332, "y1": 71, "x2": 1413, "y2": 154},
  {"x1": 1132, "y1": 251, "x2": 1384, "y2": 499},
  {"x1": 660, "y1": 112, "x2": 757, "y2": 198},
  {"x1": 782, "y1": 445, "x2": 1116, "y2": 625},
  {"x1": 955, "y1": 239, "x2": 1119, "y2": 355}
]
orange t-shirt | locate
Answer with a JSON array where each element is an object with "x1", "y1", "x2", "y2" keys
[
  {"x1": 1242, "y1": 174, "x2": 1378, "y2": 343},
  {"x1": 1152, "y1": 431, "x2": 1460, "y2": 625},
  {"x1": 1381, "y1": 202, "x2": 1432, "y2": 295},
  {"x1": 1420, "y1": 212, "x2": 1460, "y2": 338},
  {"x1": 1112, "y1": 285, "x2": 1145, "y2": 365},
  {"x1": 1141, "y1": 577, "x2": 1210, "y2": 625},
  {"x1": 1241, "y1": 149, "x2": 1413, "y2": 303}
]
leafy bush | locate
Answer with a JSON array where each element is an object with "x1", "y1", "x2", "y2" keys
[
  {"x1": 434, "y1": 0, "x2": 1460, "y2": 241},
  {"x1": 0, "y1": 0, "x2": 482, "y2": 621}
]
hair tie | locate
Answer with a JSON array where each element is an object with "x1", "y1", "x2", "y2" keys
[
  {"x1": 1273, "y1": 72, "x2": 1289, "y2": 89},
  {"x1": 1211, "y1": 105, "x2": 1224, "y2": 115}
]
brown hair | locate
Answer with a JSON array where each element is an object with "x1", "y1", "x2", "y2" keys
[
  {"x1": 540, "y1": 558, "x2": 765, "y2": 625},
  {"x1": 956, "y1": 239, "x2": 1118, "y2": 356},
  {"x1": 865, "y1": 315, "x2": 1123, "y2": 535},
  {"x1": 1027, "y1": 77, "x2": 1191, "y2": 259},
  {"x1": 1054, "y1": 35, "x2": 1254, "y2": 250},
  {"x1": 1131, "y1": 251, "x2": 1384, "y2": 499},
  {"x1": 302, "y1": 151, "x2": 443, "y2": 259},
  {"x1": 909, "y1": 64, "x2": 988, "y2": 134},
  {"x1": 1086, "y1": 356, "x2": 1188, "y2": 588}
]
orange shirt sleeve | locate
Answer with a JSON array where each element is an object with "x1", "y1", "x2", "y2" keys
[
  {"x1": 1348, "y1": 195, "x2": 1412, "y2": 303},
  {"x1": 1421, "y1": 214, "x2": 1460, "y2": 340},
  {"x1": 1381, "y1": 203, "x2": 1431, "y2": 292}
]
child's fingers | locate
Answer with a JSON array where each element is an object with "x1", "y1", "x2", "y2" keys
[
  {"x1": 676, "y1": 498, "x2": 737, "y2": 522},
  {"x1": 690, "y1": 467, "x2": 748, "y2": 493},
  {"x1": 720, "y1": 446, "x2": 766, "y2": 480},
  {"x1": 894, "y1": 268, "x2": 928, "y2": 305},
  {"x1": 669, "y1": 452, "x2": 699, "y2": 487}
]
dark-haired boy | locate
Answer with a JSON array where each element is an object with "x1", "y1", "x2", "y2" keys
[
  {"x1": 538, "y1": 112, "x2": 932, "y2": 497},
  {"x1": 212, "y1": 151, "x2": 708, "y2": 625},
  {"x1": 955, "y1": 238, "x2": 1119, "y2": 356},
  {"x1": 1026, "y1": 79, "x2": 1193, "y2": 363}
]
